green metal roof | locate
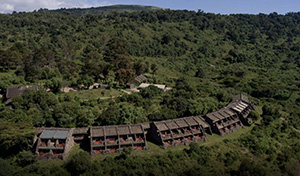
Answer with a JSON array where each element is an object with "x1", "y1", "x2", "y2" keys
[
  {"x1": 40, "y1": 130, "x2": 69, "y2": 139},
  {"x1": 54, "y1": 130, "x2": 69, "y2": 139},
  {"x1": 41, "y1": 130, "x2": 56, "y2": 139}
]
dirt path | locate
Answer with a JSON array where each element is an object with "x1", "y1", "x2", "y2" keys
[{"x1": 120, "y1": 89, "x2": 132, "y2": 95}]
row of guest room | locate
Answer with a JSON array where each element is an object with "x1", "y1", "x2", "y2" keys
[{"x1": 34, "y1": 94, "x2": 255, "y2": 160}]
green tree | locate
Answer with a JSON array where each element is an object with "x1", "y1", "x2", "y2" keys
[
  {"x1": 0, "y1": 158, "x2": 13, "y2": 176},
  {"x1": 65, "y1": 151, "x2": 92, "y2": 176},
  {"x1": 15, "y1": 151, "x2": 37, "y2": 167},
  {"x1": 45, "y1": 77, "x2": 62, "y2": 93},
  {"x1": 134, "y1": 61, "x2": 146, "y2": 75},
  {"x1": 195, "y1": 68, "x2": 206, "y2": 78},
  {"x1": 119, "y1": 106, "x2": 146, "y2": 124},
  {"x1": 77, "y1": 75, "x2": 94, "y2": 89},
  {"x1": 105, "y1": 70, "x2": 115, "y2": 87},
  {"x1": 115, "y1": 68, "x2": 135, "y2": 85},
  {"x1": 151, "y1": 63, "x2": 158, "y2": 75},
  {"x1": 96, "y1": 105, "x2": 120, "y2": 125},
  {"x1": 104, "y1": 37, "x2": 129, "y2": 62},
  {"x1": 0, "y1": 120, "x2": 35, "y2": 157},
  {"x1": 140, "y1": 85, "x2": 163, "y2": 98},
  {"x1": 233, "y1": 159, "x2": 267, "y2": 176}
]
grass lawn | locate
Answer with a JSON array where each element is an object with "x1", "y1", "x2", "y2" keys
[
  {"x1": 66, "y1": 88, "x2": 124, "y2": 100},
  {"x1": 203, "y1": 123, "x2": 256, "y2": 147}
]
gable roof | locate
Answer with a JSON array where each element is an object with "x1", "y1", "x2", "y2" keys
[
  {"x1": 55, "y1": 130, "x2": 70, "y2": 139},
  {"x1": 206, "y1": 113, "x2": 219, "y2": 122},
  {"x1": 227, "y1": 99, "x2": 252, "y2": 113},
  {"x1": 91, "y1": 124, "x2": 144, "y2": 137},
  {"x1": 106, "y1": 126, "x2": 118, "y2": 136},
  {"x1": 153, "y1": 121, "x2": 169, "y2": 131},
  {"x1": 135, "y1": 75, "x2": 147, "y2": 83},
  {"x1": 91, "y1": 127, "x2": 104, "y2": 137},
  {"x1": 6, "y1": 85, "x2": 38, "y2": 99},
  {"x1": 193, "y1": 115, "x2": 210, "y2": 128},
  {"x1": 174, "y1": 118, "x2": 189, "y2": 127},
  {"x1": 73, "y1": 127, "x2": 89, "y2": 134},
  {"x1": 233, "y1": 94, "x2": 252, "y2": 104},
  {"x1": 153, "y1": 115, "x2": 209, "y2": 131},
  {"x1": 118, "y1": 125, "x2": 131, "y2": 135},
  {"x1": 139, "y1": 83, "x2": 151, "y2": 89},
  {"x1": 40, "y1": 129, "x2": 70, "y2": 139},
  {"x1": 130, "y1": 124, "x2": 144, "y2": 133}
]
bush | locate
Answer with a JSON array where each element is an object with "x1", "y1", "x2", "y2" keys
[
  {"x1": 232, "y1": 159, "x2": 267, "y2": 176},
  {"x1": 65, "y1": 151, "x2": 92, "y2": 176},
  {"x1": 0, "y1": 159, "x2": 13, "y2": 176},
  {"x1": 249, "y1": 110, "x2": 260, "y2": 122},
  {"x1": 140, "y1": 85, "x2": 163, "y2": 98},
  {"x1": 15, "y1": 151, "x2": 37, "y2": 167}
]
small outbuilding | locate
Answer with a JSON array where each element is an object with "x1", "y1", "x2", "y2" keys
[{"x1": 5, "y1": 85, "x2": 38, "y2": 104}]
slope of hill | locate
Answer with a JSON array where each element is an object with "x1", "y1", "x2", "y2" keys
[
  {"x1": 0, "y1": 7, "x2": 300, "y2": 176},
  {"x1": 51, "y1": 4, "x2": 163, "y2": 15}
]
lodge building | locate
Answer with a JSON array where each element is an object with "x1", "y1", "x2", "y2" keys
[
  {"x1": 35, "y1": 128, "x2": 74, "y2": 160},
  {"x1": 148, "y1": 116, "x2": 211, "y2": 148},
  {"x1": 33, "y1": 94, "x2": 255, "y2": 160},
  {"x1": 90, "y1": 124, "x2": 147, "y2": 155},
  {"x1": 203, "y1": 94, "x2": 255, "y2": 135},
  {"x1": 229, "y1": 94, "x2": 255, "y2": 125},
  {"x1": 204, "y1": 109, "x2": 243, "y2": 135},
  {"x1": 73, "y1": 127, "x2": 89, "y2": 144}
]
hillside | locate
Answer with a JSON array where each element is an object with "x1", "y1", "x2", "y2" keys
[
  {"x1": 0, "y1": 7, "x2": 300, "y2": 176},
  {"x1": 51, "y1": 5, "x2": 163, "y2": 15}
]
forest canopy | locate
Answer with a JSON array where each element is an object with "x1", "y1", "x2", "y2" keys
[{"x1": 0, "y1": 6, "x2": 299, "y2": 176}]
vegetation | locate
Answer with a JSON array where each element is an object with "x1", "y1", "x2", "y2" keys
[
  {"x1": 52, "y1": 5, "x2": 163, "y2": 16},
  {"x1": 0, "y1": 6, "x2": 299, "y2": 175}
]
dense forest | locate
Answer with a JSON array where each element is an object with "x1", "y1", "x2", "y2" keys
[{"x1": 0, "y1": 5, "x2": 300, "y2": 175}]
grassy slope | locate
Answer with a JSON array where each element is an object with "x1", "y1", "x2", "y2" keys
[{"x1": 66, "y1": 88, "x2": 124, "y2": 100}]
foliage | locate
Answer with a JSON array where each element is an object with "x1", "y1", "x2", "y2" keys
[
  {"x1": 65, "y1": 151, "x2": 92, "y2": 176},
  {"x1": 96, "y1": 104, "x2": 147, "y2": 125},
  {"x1": 249, "y1": 110, "x2": 260, "y2": 122},
  {"x1": 0, "y1": 120, "x2": 35, "y2": 157},
  {"x1": 0, "y1": 6, "x2": 299, "y2": 176},
  {"x1": 0, "y1": 158, "x2": 13, "y2": 176},
  {"x1": 140, "y1": 85, "x2": 163, "y2": 98}
]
